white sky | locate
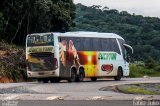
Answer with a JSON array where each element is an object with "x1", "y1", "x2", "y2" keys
[{"x1": 74, "y1": 0, "x2": 160, "y2": 18}]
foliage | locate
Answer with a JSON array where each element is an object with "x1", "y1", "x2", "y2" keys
[
  {"x1": 145, "y1": 57, "x2": 157, "y2": 69},
  {"x1": 0, "y1": 0, "x2": 75, "y2": 45},
  {"x1": 0, "y1": 0, "x2": 75, "y2": 82},
  {"x1": 73, "y1": 4, "x2": 160, "y2": 62},
  {"x1": 129, "y1": 63, "x2": 160, "y2": 78},
  {"x1": 0, "y1": 41, "x2": 26, "y2": 82},
  {"x1": 154, "y1": 65, "x2": 160, "y2": 72}
]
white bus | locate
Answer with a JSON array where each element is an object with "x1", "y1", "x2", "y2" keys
[{"x1": 26, "y1": 32, "x2": 133, "y2": 83}]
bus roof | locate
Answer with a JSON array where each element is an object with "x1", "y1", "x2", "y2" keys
[
  {"x1": 27, "y1": 31, "x2": 124, "y2": 40},
  {"x1": 61, "y1": 32, "x2": 124, "y2": 40}
]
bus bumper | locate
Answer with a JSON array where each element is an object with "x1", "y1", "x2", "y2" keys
[{"x1": 27, "y1": 71, "x2": 56, "y2": 78}]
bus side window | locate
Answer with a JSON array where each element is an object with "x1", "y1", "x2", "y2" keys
[
  {"x1": 36, "y1": 36, "x2": 40, "y2": 42},
  {"x1": 47, "y1": 35, "x2": 52, "y2": 42},
  {"x1": 124, "y1": 48, "x2": 127, "y2": 61},
  {"x1": 28, "y1": 37, "x2": 31, "y2": 43},
  {"x1": 110, "y1": 38, "x2": 121, "y2": 54},
  {"x1": 118, "y1": 39, "x2": 126, "y2": 57},
  {"x1": 101, "y1": 39, "x2": 109, "y2": 51},
  {"x1": 123, "y1": 45, "x2": 133, "y2": 62},
  {"x1": 93, "y1": 38, "x2": 101, "y2": 51},
  {"x1": 74, "y1": 38, "x2": 83, "y2": 51},
  {"x1": 58, "y1": 37, "x2": 62, "y2": 42},
  {"x1": 83, "y1": 38, "x2": 93, "y2": 51}
]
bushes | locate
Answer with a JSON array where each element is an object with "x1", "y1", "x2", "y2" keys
[
  {"x1": 0, "y1": 41, "x2": 27, "y2": 82},
  {"x1": 154, "y1": 65, "x2": 160, "y2": 72},
  {"x1": 145, "y1": 57, "x2": 157, "y2": 69},
  {"x1": 145, "y1": 57, "x2": 160, "y2": 72},
  {"x1": 130, "y1": 64, "x2": 149, "y2": 78},
  {"x1": 130, "y1": 61, "x2": 160, "y2": 78}
]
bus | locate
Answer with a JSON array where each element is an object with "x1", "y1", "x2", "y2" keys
[{"x1": 26, "y1": 32, "x2": 133, "y2": 83}]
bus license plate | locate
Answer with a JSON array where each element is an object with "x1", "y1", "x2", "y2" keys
[{"x1": 38, "y1": 72, "x2": 44, "y2": 75}]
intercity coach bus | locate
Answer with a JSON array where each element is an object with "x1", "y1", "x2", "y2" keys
[{"x1": 26, "y1": 32, "x2": 133, "y2": 83}]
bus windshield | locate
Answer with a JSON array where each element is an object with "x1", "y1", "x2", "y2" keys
[{"x1": 27, "y1": 34, "x2": 54, "y2": 46}]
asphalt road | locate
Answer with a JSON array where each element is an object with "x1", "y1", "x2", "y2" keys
[{"x1": 0, "y1": 77, "x2": 160, "y2": 106}]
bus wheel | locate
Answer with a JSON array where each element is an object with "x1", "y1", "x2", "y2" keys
[
  {"x1": 42, "y1": 78, "x2": 49, "y2": 83},
  {"x1": 114, "y1": 68, "x2": 122, "y2": 81},
  {"x1": 78, "y1": 68, "x2": 85, "y2": 82},
  {"x1": 68, "y1": 68, "x2": 77, "y2": 82},
  {"x1": 50, "y1": 78, "x2": 61, "y2": 83},
  {"x1": 91, "y1": 77, "x2": 97, "y2": 81},
  {"x1": 37, "y1": 79, "x2": 42, "y2": 83}
]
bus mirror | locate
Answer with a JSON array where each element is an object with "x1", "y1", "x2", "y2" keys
[{"x1": 123, "y1": 44, "x2": 133, "y2": 54}]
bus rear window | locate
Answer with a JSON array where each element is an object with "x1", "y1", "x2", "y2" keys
[
  {"x1": 28, "y1": 53, "x2": 54, "y2": 71},
  {"x1": 27, "y1": 34, "x2": 54, "y2": 46}
]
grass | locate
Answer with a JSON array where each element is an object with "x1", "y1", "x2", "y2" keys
[
  {"x1": 129, "y1": 64, "x2": 160, "y2": 78},
  {"x1": 118, "y1": 86, "x2": 158, "y2": 95},
  {"x1": 156, "y1": 86, "x2": 160, "y2": 89}
]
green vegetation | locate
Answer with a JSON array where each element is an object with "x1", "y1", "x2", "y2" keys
[
  {"x1": 130, "y1": 62, "x2": 160, "y2": 78},
  {"x1": 73, "y1": 4, "x2": 160, "y2": 62},
  {"x1": 117, "y1": 83, "x2": 160, "y2": 95},
  {"x1": 0, "y1": 0, "x2": 75, "y2": 45},
  {"x1": 156, "y1": 86, "x2": 160, "y2": 89},
  {"x1": 0, "y1": 41, "x2": 26, "y2": 82},
  {"x1": 118, "y1": 86, "x2": 158, "y2": 95},
  {"x1": 0, "y1": 0, "x2": 75, "y2": 82}
]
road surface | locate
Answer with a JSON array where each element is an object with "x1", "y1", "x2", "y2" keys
[{"x1": 0, "y1": 77, "x2": 160, "y2": 101}]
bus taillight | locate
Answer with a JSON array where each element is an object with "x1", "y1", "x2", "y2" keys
[{"x1": 53, "y1": 58, "x2": 58, "y2": 69}]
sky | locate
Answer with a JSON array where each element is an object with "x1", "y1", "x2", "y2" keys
[{"x1": 74, "y1": 0, "x2": 160, "y2": 18}]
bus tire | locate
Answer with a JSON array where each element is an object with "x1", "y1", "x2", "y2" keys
[
  {"x1": 37, "y1": 79, "x2": 42, "y2": 83},
  {"x1": 91, "y1": 77, "x2": 97, "y2": 81},
  {"x1": 77, "y1": 68, "x2": 85, "y2": 82},
  {"x1": 114, "y1": 68, "x2": 122, "y2": 81},
  {"x1": 42, "y1": 78, "x2": 49, "y2": 83},
  {"x1": 68, "y1": 68, "x2": 77, "y2": 82},
  {"x1": 50, "y1": 78, "x2": 61, "y2": 83}
]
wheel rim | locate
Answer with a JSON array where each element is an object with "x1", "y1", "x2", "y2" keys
[
  {"x1": 79, "y1": 71, "x2": 84, "y2": 82},
  {"x1": 70, "y1": 71, "x2": 76, "y2": 82}
]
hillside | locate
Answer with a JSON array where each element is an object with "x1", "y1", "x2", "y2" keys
[
  {"x1": 0, "y1": 41, "x2": 26, "y2": 83},
  {"x1": 73, "y1": 4, "x2": 160, "y2": 62}
]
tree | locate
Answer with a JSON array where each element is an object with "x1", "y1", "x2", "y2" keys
[
  {"x1": 0, "y1": 12, "x2": 4, "y2": 38},
  {"x1": 145, "y1": 57, "x2": 157, "y2": 69},
  {"x1": 73, "y1": 4, "x2": 160, "y2": 62},
  {"x1": 0, "y1": 0, "x2": 75, "y2": 45}
]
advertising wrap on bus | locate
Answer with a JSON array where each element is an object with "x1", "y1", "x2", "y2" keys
[
  {"x1": 59, "y1": 39, "x2": 122, "y2": 77},
  {"x1": 27, "y1": 46, "x2": 54, "y2": 53},
  {"x1": 26, "y1": 32, "x2": 133, "y2": 83}
]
